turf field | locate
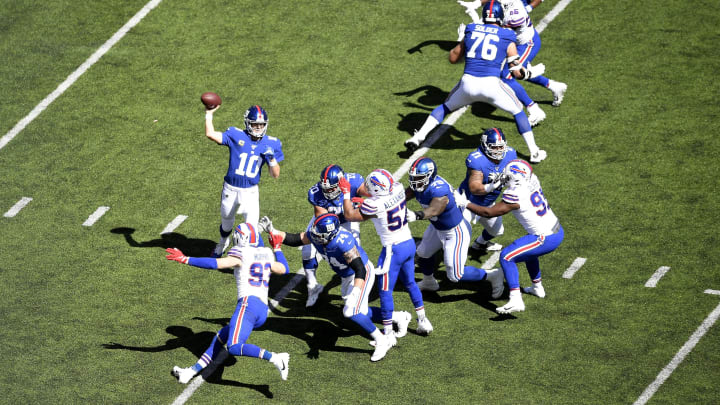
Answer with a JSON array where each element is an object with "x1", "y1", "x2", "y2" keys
[{"x1": 1, "y1": 0, "x2": 719, "y2": 404}]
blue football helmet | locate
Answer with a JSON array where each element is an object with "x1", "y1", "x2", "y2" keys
[
  {"x1": 232, "y1": 222, "x2": 260, "y2": 248},
  {"x1": 244, "y1": 105, "x2": 268, "y2": 140},
  {"x1": 310, "y1": 213, "x2": 341, "y2": 245},
  {"x1": 482, "y1": 0, "x2": 504, "y2": 24},
  {"x1": 320, "y1": 164, "x2": 345, "y2": 200},
  {"x1": 408, "y1": 157, "x2": 437, "y2": 193},
  {"x1": 480, "y1": 127, "x2": 508, "y2": 161}
]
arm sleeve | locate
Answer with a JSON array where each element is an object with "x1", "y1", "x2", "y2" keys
[
  {"x1": 348, "y1": 257, "x2": 367, "y2": 281},
  {"x1": 283, "y1": 232, "x2": 304, "y2": 247}
]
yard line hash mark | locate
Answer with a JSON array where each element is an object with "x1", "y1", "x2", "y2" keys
[
  {"x1": 173, "y1": 0, "x2": 575, "y2": 403},
  {"x1": 0, "y1": 0, "x2": 164, "y2": 151},
  {"x1": 562, "y1": 257, "x2": 587, "y2": 279},
  {"x1": 634, "y1": 290, "x2": 720, "y2": 405},
  {"x1": 3, "y1": 197, "x2": 33, "y2": 218},
  {"x1": 82, "y1": 206, "x2": 110, "y2": 227},
  {"x1": 644, "y1": 266, "x2": 671, "y2": 288},
  {"x1": 161, "y1": 215, "x2": 188, "y2": 234}
]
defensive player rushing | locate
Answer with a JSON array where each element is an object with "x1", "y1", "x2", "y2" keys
[
  {"x1": 404, "y1": 0, "x2": 547, "y2": 164},
  {"x1": 455, "y1": 159, "x2": 564, "y2": 313},
  {"x1": 300, "y1": 165, "x2": 364, "y2": 307},
  {"x1": 405, "y1": 157, "x2": 504, "y2": 297},
  {"x1": 259, "y1": 214, "x2": 396, "y2": 361},
  {"x1": 205, "y1": 104, "x2": 284, "y2": 258},
  {"x1": 458, "y1": 0, "x2": 567, "y2": 126},
  {"x1": 339, "y1": 169, "x2": 434, "y2": 337},
  {"x1": 458, "y1": 127, "x2": 517, "y2": 252},
  {"x1": 165, "y1": 223, "x2": 291, "y2": 383}
]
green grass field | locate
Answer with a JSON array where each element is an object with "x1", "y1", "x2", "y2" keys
[{"x1": 2, "y1": 0, "x2": 719, "y2": 404}]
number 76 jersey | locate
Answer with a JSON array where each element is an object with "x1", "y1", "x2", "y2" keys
[
  {"x1": 501, "y1": 174, "x2": 559, "y2": 236},
  {"x1": 360, "y1": 184, "x2": 413, "y2": 246}
]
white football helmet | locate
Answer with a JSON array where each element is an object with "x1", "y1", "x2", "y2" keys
[
  {"x1": 503, "y1": 159, "x2": 533, "y2": 186},
  {"x1": 232, "y1": 223, "x2": 260, "y2": 248},
  {"x1": 364, "y1": 169, "x2": 395, "y2": 197}
]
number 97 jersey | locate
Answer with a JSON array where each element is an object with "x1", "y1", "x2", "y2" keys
[
  {"x1": 227, "y1": 246, "x2": 276, "y2": 304},
  {"x1": 501, "y1": 174, "x2": 559, "y2": 236}
]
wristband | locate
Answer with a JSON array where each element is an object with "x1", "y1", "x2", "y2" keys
[
  {"x1": 205, "y1": 111, "x2": 214, "y2": 120},
  {"x1": 343, "y1": 192, "x2": 351, "y2": 200},
  {"x1": 267, "y1": 158, "x2": 278, "y2": 167},
  {"x1": 414, "y1": 210, "x2": 426, "y2": 220},
  {"x1": 484, "y1": 182, "x2": 498, "y2": 193},
  {"x1": 525, "y1": 4, "x2": 533, "y2": 12},
  {"x1": 188, "y1": 257, "x2": 219, "y2": 269}
]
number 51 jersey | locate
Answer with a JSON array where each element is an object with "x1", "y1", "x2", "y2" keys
[
  {"x1": 227, "y1": 245, "x2": 276, "y2": 304},
  {"x1": 501, "y1": 174, "x2": 559, "y2": 236}
]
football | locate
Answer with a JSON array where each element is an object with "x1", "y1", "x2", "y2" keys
[{"x1": 200, "y1": 92, "x2": 222, "y2": 109}]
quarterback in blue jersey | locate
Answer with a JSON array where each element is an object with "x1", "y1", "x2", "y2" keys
[
  {"x1": 301, "y1": 165, "x2": 365, "y2": 307},
  {"x1": 458, "y1": 127, "x2": 517, "y2": 252},
  {"x1": 404, "y1": 0, "x2": 547, "y2": 164},
  {"x1": 405, "y1": 157, "x2": 504, "y2": 297},
  {"x1": 165, "y1": 223, "x2": 292, "y2": 383},
  {"x1": 260, "y1": 214, "x2": 397, "y2": 362},
  {"x1": 205, "y1": 104, "x2": 284, "y2": 258}
]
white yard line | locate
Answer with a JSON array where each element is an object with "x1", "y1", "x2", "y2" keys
[
  {"x1": 173, "y1": 1, "x2": 574, "y2": 402},
  {"x1": 161, "y1": 215, "x2": 188, "y2": 234},
  {"x1": 481, "y1": 251, "x2": 501, "y2": 269},
  {"x1": 82, "y1": 206, "x2": 110, "y2": 227},
  {"x1": 562, "y1": 257, "x2": 586, "y2": 279},
  {"x1": 644, "y1": 266, "x2": 671, "y2": 288},
  {"x1": 3, "y1": 197, "x2": 33, "y2": 218},
  {"x1": 0, "y1": 0, "x2": 164, "y2": 151},
  {"x1": 634, "y1": 290, "x2": 720, "y2": 405}
]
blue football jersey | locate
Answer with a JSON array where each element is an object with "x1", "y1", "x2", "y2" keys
[
  {"x1": 413, "y1": 175, "x2": 464, "y2": 231},
  {"x1": 221, "y1": 127, "x2": 284, "y2": 188},
  {"x1": 307, "y1": 172, "x2": 364, "y2": 223},
  {"x1": 462, "y1": 23, "x2": 518, "y2": 78},
  {"x1": 308, "y1": 227, "x2": 370, "y2": 278},
  {"x1": 458, "y1": 147, "x2": 518, "y2": 207}
]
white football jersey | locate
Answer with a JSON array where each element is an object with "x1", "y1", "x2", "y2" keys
[
  {"x1": 501, "y1": 174, "x2": 559, "y2": 236},
  {"x1": 360, "y1": 183, "x2": 413, "y2": 246},
  {"x1": 501, "y1": 0, "x2": 535, "y2": 44},
  {"x1": 227, "y1": 245, "x2": 275, "y2": 304}
]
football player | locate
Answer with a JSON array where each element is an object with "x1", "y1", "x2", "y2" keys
[
  {"x1": 301, "y1": 164, "x2": 365, "y2": 307},
  {"x1": 165, "y1": 223, "x2": 291, "y2": 383},
  {"x1": 339, "y1": 169, "x2": 434, "y2": 337},
  {"x1": 405, "y1": 157, "x2": 504, "y2": 297},
  {"x1": 455, "y1": 159, "x2": 564, "y2": 314},
  {"x1": 458, "y1": 0, "x2": 567, "y2": 123},
  {"x1": 458, "y1": 127, "x2": 517, "y2": 252},
  {"x1": 205, "y1": 104, "x2": 284, "y2": 258},
  {"x1": 259, "y1": 214, "x2": 397, "y2": 362},
  {"x1": 405, "y1": 1, "x2": 547, "y2": 163}
]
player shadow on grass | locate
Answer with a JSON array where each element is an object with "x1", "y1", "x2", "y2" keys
[
  {"x1": 110, "y1": 228, "x2": 226, "y2": 272},
  {"x1": 393, "y1": 86, "x2": 516, "y2": 157},
  {"x1": 407, "y1": 40, "x2": 459, "y2": 54},
  {"x1": 101, "y1": 326, "x2": 273, "y2": 397}
]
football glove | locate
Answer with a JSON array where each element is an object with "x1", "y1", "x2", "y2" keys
[
  {"x1": 457, "y1": 23, "x2": 466, "y2": 42},
  {"x1": 453, "y1": 189, "x2": 469, "y2": 211},
  {"x1": 261, "y1": 146, "x2": 275, "y2": 162},
  {"x1": 258, "y1": 216, "x2": 276, "y2": 234},
  {"x1": 457, "y1": 0, "x2": 483, "y2": 24},
  {"x1": 338, "y1": 176, "x2": 351, "y2": 199},
  {"x1": 268, "y1": 232, "x2": 284, "y2": 251},
  {"x1": 406, "y1": 210, "x2": 417, "y2": 223},
  {"x1": 165, "y1": 248, "x2": 189, "y2": 264},
  {"x1": 351, "y1": 196, "x2": 365, "y2": 208}
]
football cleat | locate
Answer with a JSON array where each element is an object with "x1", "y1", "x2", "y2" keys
[
  {"x1": 471, "y1": 240, "x2": 502, "y2": 251},
  {"x1": 417, "y1": 316, "x2": 434, "y2": 335},
  {"x1": 522, "y1": 282, "x2": 546, "y2": 298},
  {"x1": 306, "y1": 284, "x2": 324, "y2": 307},
  {"x1": 370, "y1": 333, "x2": 396, "y2": 362},
  {"x1": 529, "y1": 150, "x2": 547, "y2": 163},
  {"x1": 271, "y1": 352, "x2": 290, "y2": 380},
  {"x1": 404, "y1": 137, "x2": 421, "y2": 152},
  {"x1": 527, "y1": 103, "x2": 546, "y2": 127},
  {"x1": 210, "y1": 239, "x2": 230, "y2": 258},
  {"x1": 486, "y1": 268, "x2": 505, "y2": 299},
  {"x1": 393, "y1": 311, "x2": 412, "y2": 338},
  {"x1": 417, "y1": 277, "x2": 440, "y2": 292},
  {"x1": 548, "y1": 80, "x2": 567, "y2": 107},
  {"x1": 172, "y1": 366, "x2": 197, "y2": 384},
  {"x1": 496, "y1": 291, "x2": 525, "y2": 314}
]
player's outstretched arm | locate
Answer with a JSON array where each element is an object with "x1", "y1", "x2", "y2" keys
[
  {"x1": 204, "y1": 107, "x2": 223, "y2": 144},
  {"x1": 165, "y1": 247, "x2": 241, "y2": 269},
  {"x1": 466, "y1": 200, "x2": 518, "y2": 218}
]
